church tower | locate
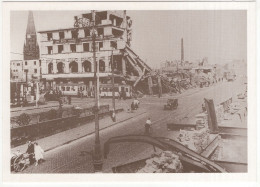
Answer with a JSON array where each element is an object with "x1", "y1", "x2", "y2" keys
[{"x1": 23, "y1": 11, "x2": 39, "y2": 60}]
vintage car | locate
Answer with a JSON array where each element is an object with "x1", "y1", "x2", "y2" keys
[{"x1": 164, "y1": 99, "x2": 178, "y2": 110}]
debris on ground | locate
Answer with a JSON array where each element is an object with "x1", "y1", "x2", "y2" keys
[
  {"x1": 176, "y1": 128, "x2": 210, "y2": 152},
  {"x1": 137, "y1": 151, "x2": 183, "y2": 173}
]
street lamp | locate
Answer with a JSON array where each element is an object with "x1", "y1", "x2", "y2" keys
[
  {"x1": 74, "y1": 10, "x2": 102, "y2": 172},
  {"x1": 111, "y1": 47, "x2": 116, "y2": 122}
]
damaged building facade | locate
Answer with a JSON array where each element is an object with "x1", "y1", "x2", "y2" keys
[{"x1": 39, "y1": 10, "x2": 165, "y2": 95}]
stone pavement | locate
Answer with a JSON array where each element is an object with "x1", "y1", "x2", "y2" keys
[{"x1": 11, "y1": 108, "x2": 147, "y2": 154}]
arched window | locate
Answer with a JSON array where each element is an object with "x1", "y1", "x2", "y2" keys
[
  {"x1": 57, "y1": 62, "x2": 65, "y2": 74},
  {"x1": 48, "y1": 63, "x2": 53, "y2": 74},
  {"x1": 69, "y1": 61, "x2": 78, "y2": 73},
  {"x1": 99, "y1": 60, "x2": 105, "y2": 72},
  {"x1": 82, "y1": 61, "x2": 92, "y2": 72}
]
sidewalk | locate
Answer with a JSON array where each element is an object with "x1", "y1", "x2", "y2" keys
[{"x1": 11, "y1": 108, "x2": 147, "y2": 154}]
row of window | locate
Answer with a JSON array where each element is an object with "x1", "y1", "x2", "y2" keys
[
  {"x1": 23, "y1": 69, "x2": 38, "y2": 73},
  {"x1": 46, "y1": 41, "x2": 117, "y2": 54},
  {"x1": 13, "y1": 61, "x2": 38, "y2": 66},
  {"x1": 46, "y1": 28, "x2": 104, "y2": 41}
]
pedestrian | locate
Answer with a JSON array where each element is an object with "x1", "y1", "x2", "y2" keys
[
  {"x1": 34, "y1": 142, "x2": 44, "y2": 166},
  {"x1": 145, "y1": 118, "x2": 152, "y2": 135},
  {"x1": 111, "y1": 109, "x2": 116, "y2": 122},
  {"x1": 134, "y1": 98, "x2": 139, "y2": 109},
  {"x1": 26, "y1": 141, "x2": 35, "y2": 165},
  {"x1": 131, "y1": 102, "x2": 135, "y2": 112}
]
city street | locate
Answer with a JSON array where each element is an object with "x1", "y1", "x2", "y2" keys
[{"x1": 20, "y1": 78, "x2": 246, "y2": 173}]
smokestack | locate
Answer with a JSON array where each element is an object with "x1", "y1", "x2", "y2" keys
[{"x1": 181, "y1": 38, "x2": 184, "y2": 64}]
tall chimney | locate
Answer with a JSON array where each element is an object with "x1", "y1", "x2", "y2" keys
[{"x1": 181, "y1": 38, "x2": 184, "y2": 64}]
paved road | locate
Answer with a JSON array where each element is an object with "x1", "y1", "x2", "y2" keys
[{"x1": 22, "y1": 79, "x2": 246, "y2": 173}]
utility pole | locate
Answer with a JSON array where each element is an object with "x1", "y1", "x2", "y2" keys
[
  {"x1": 74, "y1": 10, "x2": 102, "y2": 172},
  {"x1": 91, "y1": 10, "x2": 102, "y2": 172},
  {"x1": 111, "y1": 49, "x2": 116, "y2": 121}
]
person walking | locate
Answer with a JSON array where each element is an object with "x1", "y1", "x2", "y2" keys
[
  {"x1": 34, "y1": 142, "x2": 44, "y2": 166},
  {"x1": 145, "y1": 118, "x2": 152, "y2": 135},
  {"x1": 26, "y1": 141, "x2": 35, "y2": 165}
]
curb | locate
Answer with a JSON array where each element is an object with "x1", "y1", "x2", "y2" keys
[{"x1": 44, "y1": 111, "x2": 147, "y2": 152}]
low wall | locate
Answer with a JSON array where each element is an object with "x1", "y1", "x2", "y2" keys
[{"x1": 11, "y1": 105, "x2": 123, "y2": 148}]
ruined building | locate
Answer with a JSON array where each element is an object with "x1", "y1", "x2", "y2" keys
[{"x1": 39, "y1": 11, "x2": 172, "y2": 94}]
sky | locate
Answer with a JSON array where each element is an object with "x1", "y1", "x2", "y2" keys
[{"x1": 10, "y1": 10, "x2": 247, "y2": 68}]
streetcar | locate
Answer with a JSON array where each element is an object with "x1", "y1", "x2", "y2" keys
[
  {"x1": 100, "y1": 84, "x2": 132, "y2": 98},
  {"x1": 55, "y1": 83, "x2": 88, "y2": 96}
]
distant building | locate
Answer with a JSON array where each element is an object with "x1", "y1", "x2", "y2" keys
[
  {"x1": 10, "y1": 59, "x2": 41, "y2": 81},
  {"x1": 11, "y1": 11, "x2": 41, "y2": 83}
]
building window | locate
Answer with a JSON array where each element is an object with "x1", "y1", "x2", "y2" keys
[
  {"x1": 24, "y1": 69, "x2": 28, "y2": 73},
  {"x1": 34, "y1": 61, "x2": 36, "y2": 65},
  {"x1": 83, "y1": 43, "x2": 89, "y2": 52},
  {"x1": 84, "y1": 29, "x2": 90, "y2": 37},
  {"x1": 82, "y1": 60, "x2": 92, "y2": 72},
  {"x1": 70, "y1": 44, "x2": 76, "y2": 52},
  {"x1": 17, "y1": 63, "x2": 20, "y2": 66},
  {"x1": 47, "y1": 33, "x2": 53, "y2": 41},
  {"x1": 34, "y1": 69, "x2": 37, "y2": 73},
  {"x1": 71, "y1": 30, "x2": 78, "y2": 39},
  {"x1": 98, "y1": 42, "x2": 103, "y2": 51},
  {"x1": 58, "y1": 45, "x2": 63, "y2": 53},
  {"x1": 47, "y1": 46, "x2": 53, "y2": 54},
  {"x1": 99, "y1": 60, "x2": 105, "y2": 72},
  {"x1": 59, "y1": 31, "x2": 64, "y2": 39},
  {"x1": 110, "y1": 41, "x2": 117, "y2": 49},
  {"x1": 97, "y1": 28, "x2": 104, "y2": 37}
]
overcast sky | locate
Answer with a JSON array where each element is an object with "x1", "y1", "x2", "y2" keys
[{"x1": 11, "y1": 10, "x2": 246, "y2": 68}]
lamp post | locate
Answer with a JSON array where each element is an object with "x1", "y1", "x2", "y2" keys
[
  {"x1": 111, "y1": 49, "x2": 116, "y2": 122},
  {"x1": 74, "y1": 10, "x2": 102, "y2": 172}
]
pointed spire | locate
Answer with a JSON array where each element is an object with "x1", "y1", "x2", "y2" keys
[{"x1": 26, "y1": 11, "x2": 36, "y2": 34}]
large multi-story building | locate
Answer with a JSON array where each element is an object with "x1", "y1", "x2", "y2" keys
[{"x1": 38, "y1": 10, "x2": 153, "y2": 92}]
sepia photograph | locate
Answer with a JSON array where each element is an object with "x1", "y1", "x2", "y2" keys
[{"x1": 1, "y1": 1, "x2": 258, "y2": 184}]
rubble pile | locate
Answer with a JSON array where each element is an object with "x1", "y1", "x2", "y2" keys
[
  {"x1": 228, "y1": 102, "x2": 242, "y2": 114},
  {"x1": 195, "y1": 113, "x2": 208, "y2": 127},
  {"x1": 137, "y1": 151, "x2": 183, "y2": 173},
  {"x1": 177, "y1": 128, "x2": 210, "y2": 152}
]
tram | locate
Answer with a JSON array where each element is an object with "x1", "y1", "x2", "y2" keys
[
  {"x1": 56, "y1": 83, "x2": 89, "y2": 96},
  {"x1": 100, "y1": 84, "x2": 132, "y2": 98}
]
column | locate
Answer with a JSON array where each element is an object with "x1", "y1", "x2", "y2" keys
[
  {"x1": 78, "y1": 59, "x2": 82, "y2": 73},
  {"x1": 65, "y1": 60, "x2": 70, "y2": 73},
  {"x1": 53, "y1": 60, "x2": 57, "y2": 74}
]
